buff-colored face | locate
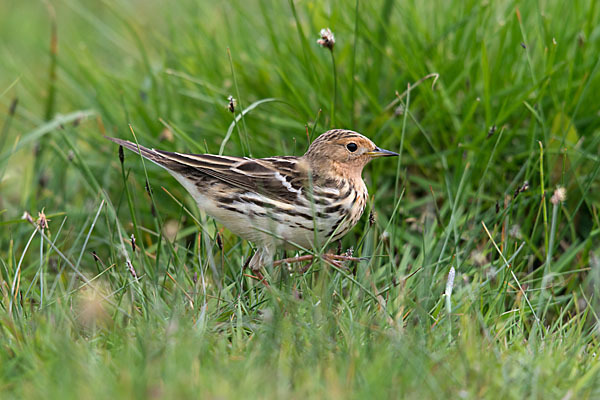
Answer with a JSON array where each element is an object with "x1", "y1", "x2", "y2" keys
[{"x1": 304, "y1": 129, "x2": 398, "y2": 178}]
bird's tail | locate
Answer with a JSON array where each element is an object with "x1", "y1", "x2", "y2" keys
[{"x1": 105, "y1": 136, "x2": 186, "y2": 172}]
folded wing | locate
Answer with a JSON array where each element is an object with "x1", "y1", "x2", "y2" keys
[{"x1": 105, "y1": 137, "x2": 308, "y2": 204}]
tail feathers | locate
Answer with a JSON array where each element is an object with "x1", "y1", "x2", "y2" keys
[
  {"x1": 105, "y1": 136, "x2": 155, "y2": 160},
  {"x1": 105, "y1": 136, "x2": 180, "y2": 171}
]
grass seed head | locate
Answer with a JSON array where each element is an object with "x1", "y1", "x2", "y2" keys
[
  {"x1": 551, "y1": 186, "x2": 567, "y2": 205},
  {"x1": 37, "y1": 209, "x2": 49, "y2": 230},
  {"x1": 22, "y1": 211, "x2": 34, "y2": 224},
  {"x1": 317, "y1": 28, "x2": 335, "y2": 50},
  {"x1": 227, "y1": 96, "x2": 236, "y2": 113},
  {"x1": 119, "y1": 145, "x2": 124, "y2": 164},
  {"x1": 126, "y1": 260, "x2": 138, "y2": 279}
]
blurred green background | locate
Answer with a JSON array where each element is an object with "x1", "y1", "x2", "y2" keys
[{"x1": 1, "y1": 0, "x2": 600, "y2": 398}]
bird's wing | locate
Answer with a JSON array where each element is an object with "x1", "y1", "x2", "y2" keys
[{"x1": 106, "y1": 137, "x2": 308, "y2": 204}]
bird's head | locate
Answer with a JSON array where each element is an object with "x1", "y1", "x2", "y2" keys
[{"x1": 303, "y1": 129, "x2": 398, "y2": 180}]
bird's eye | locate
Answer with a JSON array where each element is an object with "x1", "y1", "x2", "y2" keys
[{"x1": 346, "y1": 143, "x2": 358, "y2": 152}]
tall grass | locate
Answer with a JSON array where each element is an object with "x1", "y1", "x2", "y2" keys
[{"x1": 1, "y1": 0, "x2": 599, "y2": 398}]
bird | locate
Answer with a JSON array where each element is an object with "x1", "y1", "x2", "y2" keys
[{"x1": 106, "y1": 129, "x2": 398, "y2": 271}]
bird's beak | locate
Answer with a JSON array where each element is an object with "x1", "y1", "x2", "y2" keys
[{"x1": 366, "y1": 147, "x2": 399, "y2": 158}]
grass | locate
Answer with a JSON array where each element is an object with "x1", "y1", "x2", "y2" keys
[{"x1": 1, "y1": 0, "x2": 600, "y2": 398}]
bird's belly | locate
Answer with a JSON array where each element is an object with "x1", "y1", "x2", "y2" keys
[
  {"x1": 173, "y1": 171, "x2": 366, "y2": 251},
  {"x1": 213, "y1": 206, "x2": 328, "y2": 250}
]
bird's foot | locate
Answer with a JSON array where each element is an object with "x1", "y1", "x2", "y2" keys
[
  {"x1": 272, "y1": 253, "x2": 365, "y2": 272},
  {"x1": 243, "y1": 271, "x2": 269, "y2": 286},
  {"x1": 272, "y1": 254, "x2": 315, "y2": 267},
  {"x1": 243, "y1": 250, "x2": 271, "y2": 286}
]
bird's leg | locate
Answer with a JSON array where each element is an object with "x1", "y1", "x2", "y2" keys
[
  {"x1": 244, "y1": 271, "x2": 269, "y2": 287},
  {"x1": 246, "y1": 248, "x2": 276, "y2": 271},
  {"x1": 241, "y1": 254, "x2": 252, "y2": 270},
  {"x1": 272, "y1": 255, "x2": 316, "y2": 274},
  {"x1": 243, "y1": 270, "x2": 269, "y2": 286},
  {"x1": 272, "y1": 253, "x2": 363, "y2": 273},
  {"x1": 327, "y1": 245, "x2": 367, "y2": 266},
  {"x1": 326, "y1": 254, "x2": 366, "y2": 263},
  {"x1": 272, "y1": 254, "x2": 315, "y2": 267},
  {"x1": 298, "y1": 259, "x2": 314, "y2": 274},
  {"x1": 321, "y1": 254, "x2": 348, "y2": 271},
  {"x1": 243, "y1": 249, "x2": 270, "y2": 286},
  {"x1": 323, "y1": 250, "x2": 367, "y2": 275}
]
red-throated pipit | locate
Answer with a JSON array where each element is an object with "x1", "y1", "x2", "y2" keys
[{"x1": 107, "y1": 129, "x2": 397, "y2": 271}]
